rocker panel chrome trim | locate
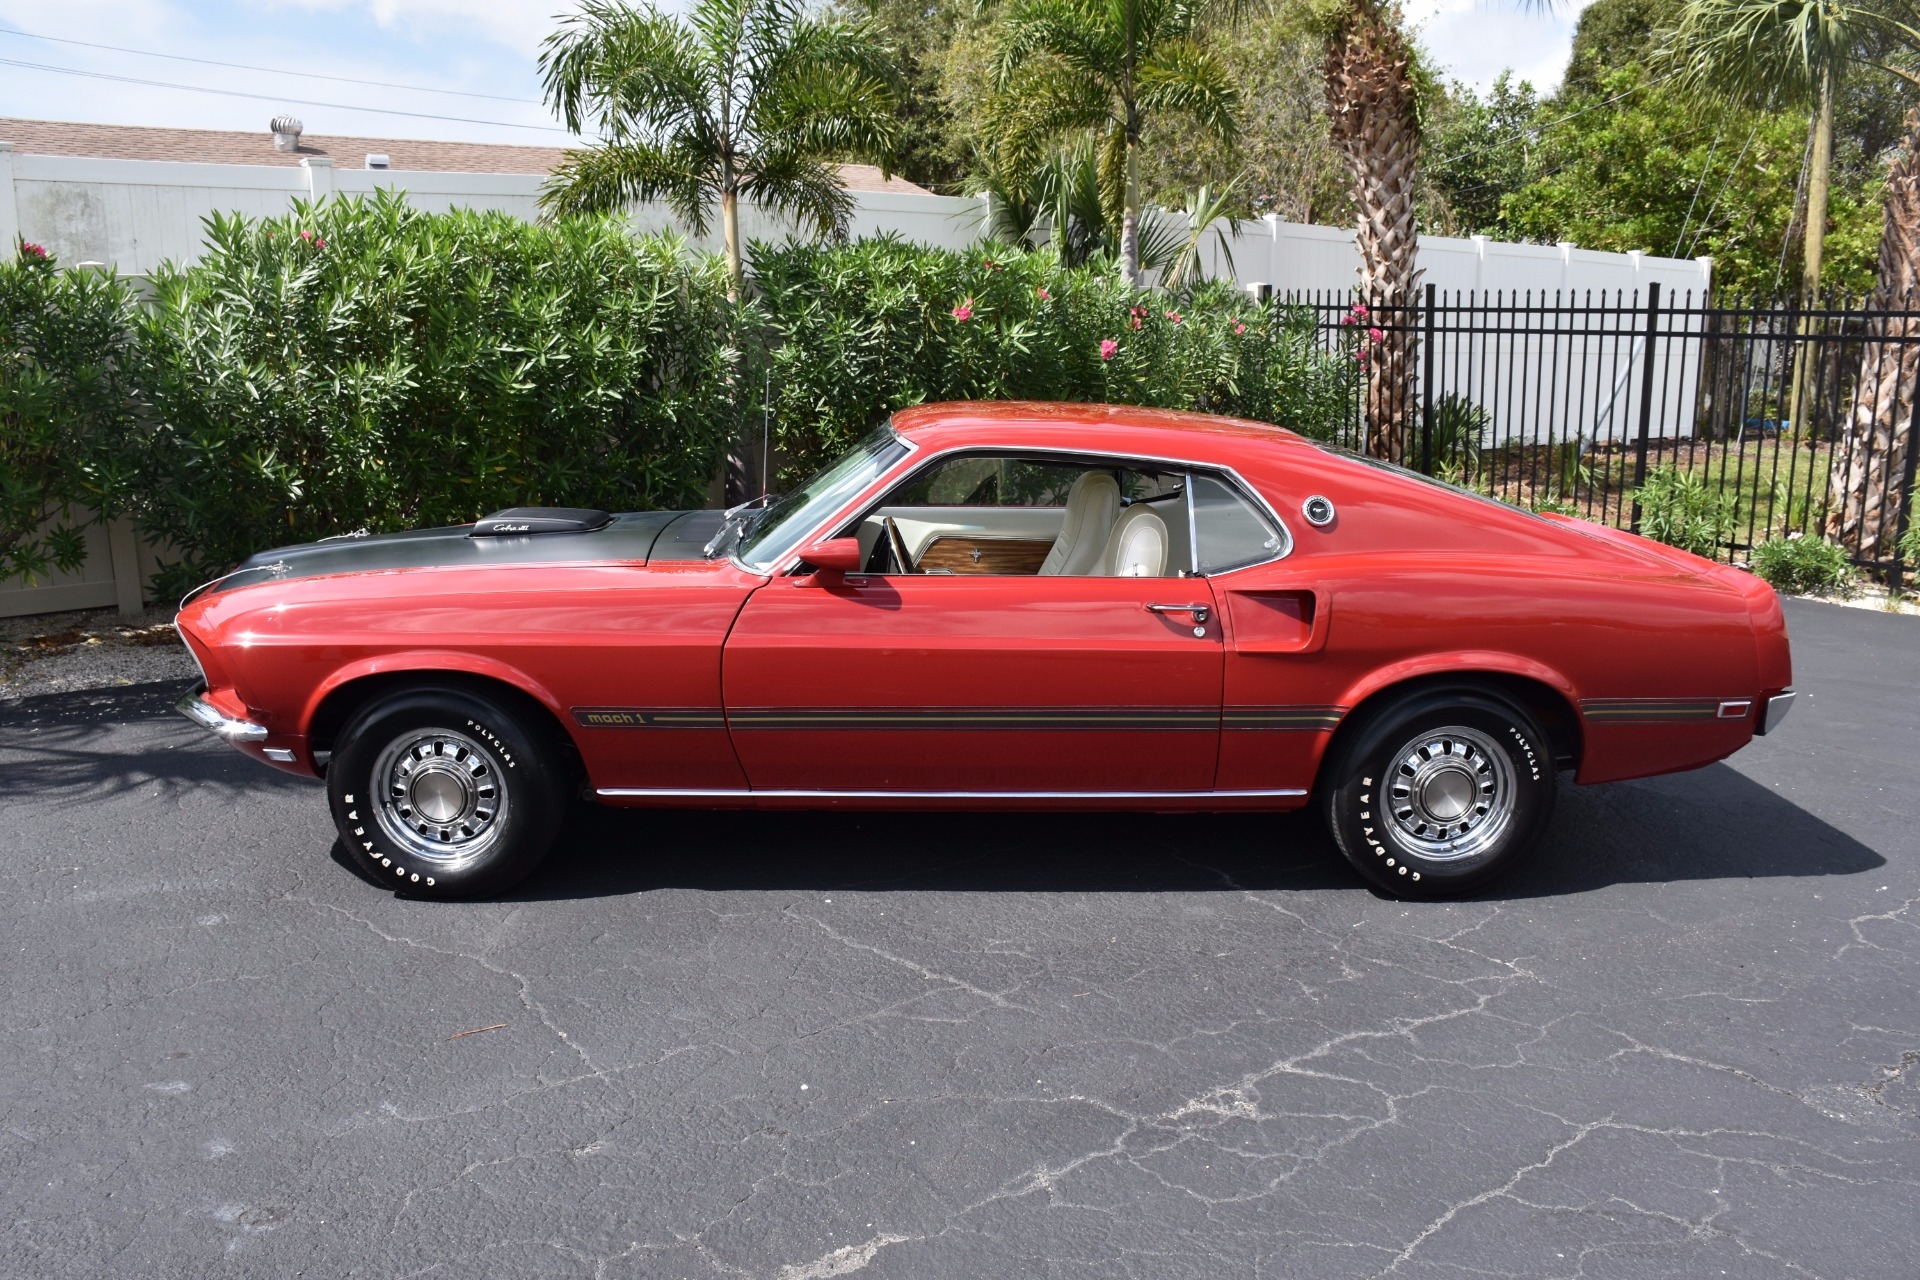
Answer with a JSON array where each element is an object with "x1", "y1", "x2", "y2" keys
[{"x1": 597, "y1": 786, "x2": 1308, "y2": 800}]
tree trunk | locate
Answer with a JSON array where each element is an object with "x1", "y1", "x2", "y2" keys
[
  {"x1": 721, "y1": 186, "x2": 744, "y2": 302},
  {"x1": 1820, "y1": 112, "x2": 1912, "y2": 564},
  {"x1": 719, "y1": 177, "x2": 751, "y2": 505},
  {"x1": 1324, "y1": 0, "x2": 1421, "y2": 463},
  {"x1": 1119, "y1": 145, "x2": 1140, "y2": 288},
  {"x1": 1788, "y1": 70, "x2": 1836, "y2": 434},
  {"x1": 1825, "y1": 110, "x2": 1920, "y2": 563}
]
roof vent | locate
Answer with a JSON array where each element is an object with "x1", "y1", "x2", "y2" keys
[
  {"x1": 270, "y1": 115, "x2": 303, "y2": 152},
  {"x1": 364, "y1": 153, "x2": 391, "y2": 170}
]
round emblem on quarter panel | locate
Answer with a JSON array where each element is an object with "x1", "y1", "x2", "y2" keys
[{"x1": 1302, "y1": 495, "x2": 1336, "y2": 527}]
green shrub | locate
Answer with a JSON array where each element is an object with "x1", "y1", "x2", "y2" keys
[
  {"x1": 131, "y1": 192, "x2": 738, "y2": 594},
  {"x1": 752, "y1": 237, "x2": 1359, "y2": 483},
  {"x1": 0, "y1": 243, "x2": 139, "y2": 584},
  {"x1": 1750, "y1": 534, "x2": 1856, "y2": 595},
  {"x1": 1630, "y1": 464, "x2": 1738, "y2": 559},
  {"x1": 1901, "y1": 518, "x2": 1919, "y2": 569},
  {"x1": 1416, "y1": 393, "x2": 1487, "y2": 484}
]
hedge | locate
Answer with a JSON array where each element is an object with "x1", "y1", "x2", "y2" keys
[{"x1": 2, "y1": 194, "x2": 1362, "y2": 598}]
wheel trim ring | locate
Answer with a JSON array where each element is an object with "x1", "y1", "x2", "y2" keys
[
  {"x1": 1382, "y1": 724, "x2": 1516, "y2": 863},
  {"x1": 369, "y1": 728, "x2": 510, "y2": 867}
]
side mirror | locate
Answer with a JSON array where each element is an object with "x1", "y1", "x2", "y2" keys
[{"x1": 797, "y1": 536, "x2": 864, "y2": 583}]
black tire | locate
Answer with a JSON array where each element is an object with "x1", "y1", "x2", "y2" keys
[
  {"x1": 327, "y1": 686, "x2": 567, "y2": 899},
  {"x1": 1321, "y1": 689, "x2": 1556, "y2": 898}
]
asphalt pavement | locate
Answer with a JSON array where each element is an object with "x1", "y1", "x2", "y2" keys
[{"x1": 3, "y1": 597, "x2": 1916, "y2": 1279}]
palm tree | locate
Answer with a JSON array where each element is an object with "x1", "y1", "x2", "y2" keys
[
  {"x1": 1322, "y1": 0, "x2": 1421, "y2": 461},
  {"x1": 1657, "y1": 0, "x2": 1920, "y2": 557},
  {"x1": 991, "y1": 0, "x2": 1240, "y2": 285},
  {"x1": 1659, "y1": 0, "x2": 1914, "y2": 302},
  {"x1": 1828, "y1": 112, "x2": 1919, "y2": 560},
  {"x1": 538, "y1": 0, "x2": 901, "y2": 298}
]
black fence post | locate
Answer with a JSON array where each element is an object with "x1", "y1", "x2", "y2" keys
[
  {"x1": 1421, "y1": 282, "x2": 1437, "y2": 476},
  {"x1": 1629, "y1": 282, "x2": 1662, "y2": 533},
  {"x1": 1891, "y1": 365, "x2": 1920, "y2": 594}
]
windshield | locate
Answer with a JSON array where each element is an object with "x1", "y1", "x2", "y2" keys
[{"x1": 733, "y1": 425, "x2": 911, "y2": 571}]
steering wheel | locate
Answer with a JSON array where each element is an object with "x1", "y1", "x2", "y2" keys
[{"x1": 884, "y1": 516, "x2": 918, "y2": 574}]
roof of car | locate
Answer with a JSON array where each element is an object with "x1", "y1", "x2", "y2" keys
[{"x1": 889, "y1": 402, "x2": 1309, "y2": 457}]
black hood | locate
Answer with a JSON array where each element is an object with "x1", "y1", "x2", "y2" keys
[{"x1": 204, "y1": 509, "x2": 731, "y2": 597}]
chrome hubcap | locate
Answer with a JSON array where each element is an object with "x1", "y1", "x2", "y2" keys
[
  {"x1": 371, "y1": 729, "x2": 508, "y2": 866},
  {"x1": 1385, "y1": 725, "x2": 1514, "y2": 861}
]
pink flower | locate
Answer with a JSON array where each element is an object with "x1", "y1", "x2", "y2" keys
[
  {"x1": 315, "y1": 237, "x2": 327, "y2": 249},
  {"x1": 1128, "y1": 305, "x2": 1146, "y2": 330},
  {"x1": 1367, "y1": 326, "x2": 1383, "y2": 345},
  {"x1": 951, "y1": 298, "x2": 974, "y2": 321},
  {"x1": 1100, "y1": 338, "x2": 1119, "y2": 361},
  {"x1": 1233, "y1": 321, "x2": 1247, "y2": 335},
  {"x1": 1355, "y1": 348, "x2": 1370, "y2": 365},
  {"x1": 1350, "y1": 303, "x2": 1369, "y2": 319},
  {"x1": 1339, "y1": 314, "x2": 1356, "y2": 327},
  {"x1": 1035, "y1": 287, "x2": 1051, "y2": 301},
  {"x1": 983, "y1": 257, "x2": 1002, "y2": 271},
  {"x1": 299, "y1": 229, "x2": 314, "y2": 242},
  {"x1": 1164, "y1": 309, "x2": 1183, "y2": 324},
  {"x1": 19, "y1": 241, "x2": 47, "y2": 259}
]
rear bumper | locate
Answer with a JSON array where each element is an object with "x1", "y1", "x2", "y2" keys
[
  {"x1": 1756, "y1": 689, "x2": 1796, "y2": 736},
  {"x1": 176, "y1": 686, "x2": 268, "y2": 742}
]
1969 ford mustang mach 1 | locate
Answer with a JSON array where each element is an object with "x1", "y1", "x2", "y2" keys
[{"x1": 175, "y1": 401, "x2": 1794, "y2": 900}]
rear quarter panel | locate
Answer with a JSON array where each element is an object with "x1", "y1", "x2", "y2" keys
[{"x1": 1218, "y1": 446, "x2": 1764, "y2": 789}]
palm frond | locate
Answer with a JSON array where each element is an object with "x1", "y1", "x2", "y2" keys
[
  {"x1": 743, "y1": 150, "x2": 856, "y2": 238},
  {"x1": 539, "y1": 142, "x2": 712, "y2": 230},
  {"x1": 1136, "y1": 39, "x2": 1240, "y2": 141}
]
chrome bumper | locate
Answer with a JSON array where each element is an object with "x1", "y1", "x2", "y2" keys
[
  {"x1": 1756, "y1": 689, "x2": 1796, "y2": 736},
  {"x1": 176, "y1": 687, "x2": 268, "y2": 742}
]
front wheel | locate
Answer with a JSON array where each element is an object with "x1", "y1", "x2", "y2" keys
[
  {"x1": 1321, "y1": 691, "x2": 1556, "y2": 897},
  {"x1": 327, "y1": 687, "x2": 567, "y2": 899}
]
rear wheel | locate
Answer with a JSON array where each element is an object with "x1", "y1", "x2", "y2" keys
[
  {"x1": 327, "y1": 687, "x2": 566, "y2": 899},
  {"x1": 1321, "y1": 690, "x2": 1556, "y2": 897}
]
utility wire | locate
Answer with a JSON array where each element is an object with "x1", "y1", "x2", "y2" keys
[
  {"x1": 0, "y1": 25, "x2": 542, "y2": 104},
  {"x1": 0, "y1": 57, "x2": 572, "y2": 134},
  {"x1": 1426, "y1": 69, "x2": 1684, "y2": 172}
]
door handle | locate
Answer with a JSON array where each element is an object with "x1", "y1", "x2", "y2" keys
[{"x1": 1146, "y1": 602, "x2": 1211, "y2": 624}]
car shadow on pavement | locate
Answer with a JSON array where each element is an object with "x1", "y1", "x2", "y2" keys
[
  {"x1": 0, "y1": 680, "x2": 315, "y2": 806},
  {"x1": 492, "y1": 760, "x2": 1882, "y2": 902}
]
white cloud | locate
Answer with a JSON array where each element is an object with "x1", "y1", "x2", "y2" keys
[{"x1": 1403, "y1": 0, "x2": 1594, "y2": 94}]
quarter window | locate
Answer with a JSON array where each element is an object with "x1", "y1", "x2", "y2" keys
[{"x1": 1190, "y1": 474, "x2": 1286, "y2": 574}]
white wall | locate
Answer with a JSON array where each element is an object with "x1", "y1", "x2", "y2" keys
[{"x1": 1185, "y1": 216, "x2": 1713, "y2": 446}]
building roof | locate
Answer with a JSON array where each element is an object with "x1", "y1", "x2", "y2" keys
[{"x1": 0, "y1": 117, "x2": 930, "y2": 194}]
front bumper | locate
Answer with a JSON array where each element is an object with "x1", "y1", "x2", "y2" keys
[
  {"x1": 176, "y1": 686, "x2": 268, "y2": 742},
  {"x1": 1756, "y1": 689, "x2": 1796, "y2": 735}
]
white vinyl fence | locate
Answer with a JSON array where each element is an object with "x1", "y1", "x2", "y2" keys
[{"x1": 0, "y1": 141, "x2": 1712, "y2": 617}]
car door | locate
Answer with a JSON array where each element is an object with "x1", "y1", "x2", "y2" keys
[
  {"x1": 720, "y1": 453, "x2": 1229, "y2": 795},
  {"x1": 721, "y1": 572, "x2": 1224, "y2": 794}
]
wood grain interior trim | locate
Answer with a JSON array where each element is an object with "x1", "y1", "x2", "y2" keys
[{"x1": 914, "y1": 537, "x2": 1055, "y2": 575}]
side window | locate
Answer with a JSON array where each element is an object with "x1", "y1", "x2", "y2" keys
[
  {"x1": 889, "y1": 456, "x2": 1087, "y2": 507},
  {"x1": 1191, "y1": 474, "x2": 1285, "y2": 574},
  {"x1": 852, "y1": 452, "x2": 1196, "y2": 577}
]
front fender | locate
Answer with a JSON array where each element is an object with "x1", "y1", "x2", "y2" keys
[{"x1": 300, "y1": 650, "x2": 568, "y2": 738}]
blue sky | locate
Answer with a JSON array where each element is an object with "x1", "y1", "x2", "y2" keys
[{"x1": 0, "y1": 0, "x2": 1589, "y2": 148}]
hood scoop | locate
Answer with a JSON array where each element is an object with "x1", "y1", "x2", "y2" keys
[{"x1": 469, "y1": 507, "x2": 614, "y2": 538}]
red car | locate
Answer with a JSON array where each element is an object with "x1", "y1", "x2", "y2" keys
[{"x1": 175, "y1": 401, "x2": 1794, "y2": 899}]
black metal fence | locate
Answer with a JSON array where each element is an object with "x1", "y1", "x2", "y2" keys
[{"x1": 1287, "y1": 285, "x2": 1920, "y2": 584}]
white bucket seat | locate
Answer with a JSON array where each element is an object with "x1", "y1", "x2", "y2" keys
[
  {"x1": 1039, "y1": 471, "x2": 1122, "y2": 576},
  {"x1": 1100, "y1": 505, "x2": 1170, "y2": 577}
]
